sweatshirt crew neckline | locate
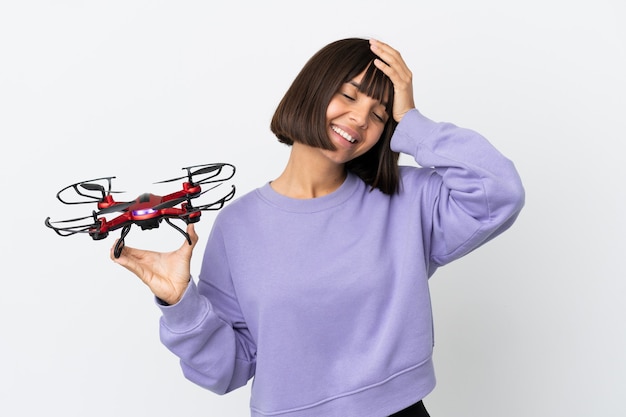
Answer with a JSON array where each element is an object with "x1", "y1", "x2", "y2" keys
[{"x1": 256, "y1": 171, "x2": 361, "y2": 213}]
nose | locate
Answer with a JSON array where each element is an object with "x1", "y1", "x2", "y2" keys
[{"x1": 349, "y1": 103, "x2": 369, "y2": 129}]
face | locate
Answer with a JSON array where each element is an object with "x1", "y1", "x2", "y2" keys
[{"x1": 321, "y1": 70, "x2": 389, "y2": 165}]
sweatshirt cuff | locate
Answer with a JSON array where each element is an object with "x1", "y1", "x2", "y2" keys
[
  {"x1": 390, "y1": 108, "x2": 439, "y2": 155},
  {"x1": 156, "y1": 279, "x2": 211, "y2": 331}
]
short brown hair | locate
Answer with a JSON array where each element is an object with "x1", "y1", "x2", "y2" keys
[{"x1": 270, "y1": 38, "x2": 400, "y2": 194}]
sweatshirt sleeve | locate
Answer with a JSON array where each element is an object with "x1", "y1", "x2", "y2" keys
[
  {"x1": 157, "y1": 222, "x2": 256, "y2": 394},
  {"x1": 391, "y1": 108, "x2": 525, "y2": 268}
]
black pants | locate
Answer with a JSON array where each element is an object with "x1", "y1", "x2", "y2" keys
[{"x1": 389, "y1": 400, "x2": 430, "y2": 417}]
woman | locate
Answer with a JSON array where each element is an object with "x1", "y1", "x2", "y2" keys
[{"x1": 112, "y1": 38, "x2": 525, "y2": 416}]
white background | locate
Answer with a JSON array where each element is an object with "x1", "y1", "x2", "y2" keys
[{"x1": 1, "y1": 1, "x2": 625, "y2": 416}]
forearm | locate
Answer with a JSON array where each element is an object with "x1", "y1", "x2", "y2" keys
[
  {"x1": 394, "y1": 109, "x2": 524, "y2": 216},
  {"x1": 392, "y1": 109, "x2": 525, "y2": 262},
  {"x1": 158, "y1": 280, "x2": 255, "y2": 394}
]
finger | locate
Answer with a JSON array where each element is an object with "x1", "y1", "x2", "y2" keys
[
  {"x1": 110, "y1": 239, "x2": 123, "y2": 261},
  {"x1": 178, "y1": 223, "x2": 199, "y2": 254},
  {"x1": 110, "y1": 238, "x2": 135, "y2": 259},
  {"x1": 369, "y1": 40, "x2": 402, "y2": 66},
  {"x1": 371, "y1": 57, "x2": 411, "y2": 93},
  {"x1": 372, "y1": 55, "x2": 411, "y2": 84},
  {"x1": 111, "y1": 242, "x2": 135, "y2": 268},
  {"x1": 369, "y1": 39, "x2": 415, "y2": 118},
  {"x1": 110, "y1": 241, "x2": 145, "y2": 269},
  {"x1": 370, "y1": 40, "x2": 411, "y2": 76},
  {"x1": 187, "y1": 223, "x2": 199, "y2": 246},
  {"x1": 110, "y1": 245, "x2": 140, "y2": 277}
]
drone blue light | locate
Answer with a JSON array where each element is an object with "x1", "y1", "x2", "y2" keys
[{"x1": 133, "y1": 208, "x2": 158, "y2": 216}]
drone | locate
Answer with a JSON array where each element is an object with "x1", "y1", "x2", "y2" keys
[{"x1": 45, "y1": 163, "x2": 236, "y2": 258}]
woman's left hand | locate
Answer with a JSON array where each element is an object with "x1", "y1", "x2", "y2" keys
[
  {"x1": 369, "y1": 39, "x2": 415, "y2": 123},
  {"x1": 110, "y1": 223, "x2": 199, "y2": 305}
]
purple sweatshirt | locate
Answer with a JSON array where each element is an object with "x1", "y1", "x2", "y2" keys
[{"x1": 158, "y1": 109, "x2": 525, "y2": 416}]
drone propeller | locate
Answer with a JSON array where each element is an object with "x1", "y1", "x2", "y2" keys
[
  {"x1": 155, "y1": 164, "x2": 221, "y2": 183},
  {"x1": 80, "y1": 182, "x2": 106, "y2": 193},
  {"x1": 57, "y1": 176, "x2": 125, "y2": 205},
  {"x1": 97, "y1": 201, "x2": 134, "y2": 215},
  {"x1": 155, "y1": 163, "x2": 235, "y2": 186},
  {"x1": 152, "y1": 183, "x2": 224, "y2": 211},
  {"x1": 151, "y1": 196, "x2": 189, "y2": 211},
  {"x1": 190, "y1": 164, "x2": 223, "y2": 176}
]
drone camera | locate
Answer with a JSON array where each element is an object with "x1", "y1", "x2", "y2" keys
[{"x1": 137, "y1": 217, "x2": 162, "y2": 231}]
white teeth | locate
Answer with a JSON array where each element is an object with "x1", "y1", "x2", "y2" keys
[{"x1": 332, "y1": 126, "x2": 356, "y2": 143}]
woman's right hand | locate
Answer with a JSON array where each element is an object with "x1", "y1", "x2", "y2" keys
[
  {"x1": 111, "y1": 223, "x2": 199, "y2": 305},
  {"x1": 369, "y1": 39, "x2": 415, "y2": 123}
]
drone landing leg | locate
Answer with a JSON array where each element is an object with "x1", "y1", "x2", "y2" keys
[
  {"x1": 165, "y1": 218, "x2": 192, "y2": 245},
  {"x1": 114, "y1": 224, "x2": 132, "y2": 258}
]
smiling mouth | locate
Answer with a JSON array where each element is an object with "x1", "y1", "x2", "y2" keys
[{"x1": 331, "y1": 125, "x2": 357, "y2": 143}]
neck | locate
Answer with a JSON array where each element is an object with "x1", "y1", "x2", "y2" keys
[{"x1": 271, "y1": 143, "x2": 347, "y2": 199}]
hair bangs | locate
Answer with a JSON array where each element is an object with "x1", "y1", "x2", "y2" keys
[{"x1": 357, "y1": 62, "x2": 394, "y2": 114}]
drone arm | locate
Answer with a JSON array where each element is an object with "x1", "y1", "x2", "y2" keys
[{"x1": 158, "y1": 183, "x2": 202, "y2": 208}]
